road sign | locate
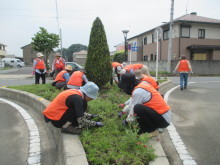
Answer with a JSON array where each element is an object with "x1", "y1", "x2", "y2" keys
[{"x1": 132, "y1": 46, "x2": 138, "y2": 51}]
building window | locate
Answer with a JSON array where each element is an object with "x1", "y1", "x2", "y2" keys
[
  {"x1": 143, "y1": 55, "x2": 148, "y2": 61},
  {"x1": 152, "y1": 34, "x2": 154, "y2": 43},
  {"x1": 198, "y1": 29, "x2": 205, "y2": 38},
  {"x1": 150, "y1": 54, "x2": 154, "y2": 61},
  {"x1": 143, "y1": 37, "x2": 147, "y2": 45},
  {"x1": 181, "y1": 26, "x2": 190, "y2": 38},
  {"x1": 163, "y1": 30, "x2": 169, "y2": 40}
]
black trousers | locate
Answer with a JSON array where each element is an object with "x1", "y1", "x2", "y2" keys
[
  {"x1": 134, "y1": 104, "x2": 169, "y2": 134},
  {"x1": 49, "y1": 108, "x2": 78, "y2": 128},
  {"x1": 55, "y1": 82, "x2": 67, "y2": 89},
  {"x1": 35, "y1": 72, "x2": 46, "y2": 84}
]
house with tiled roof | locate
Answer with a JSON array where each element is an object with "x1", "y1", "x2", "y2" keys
[
  {"x1": 21, "y1": 44, "x2": 38, "y2": 65},
  {"x1": 0, "y1": 43, "x2": 7, "y2": 59},
  {"x1": 127, "y1": 12, "x2": 220, "y2": 74},
  {"x1": 0, "y1": 43, "x2": 7, "y2": 68},
  {"x1": 73, "y1": 50, "x2": 87, "y2": 65}
]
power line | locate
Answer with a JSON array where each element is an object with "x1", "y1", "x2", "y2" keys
[{"x1": 186, "y1": 0, "x2": 189, "y2": 14}]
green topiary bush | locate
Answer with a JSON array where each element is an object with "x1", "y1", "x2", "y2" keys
[{"x1": 85, "y1": 17, "x2": 112, "y2": 88}]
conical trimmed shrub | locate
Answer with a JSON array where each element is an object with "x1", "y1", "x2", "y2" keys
[{"x1": 85, "y1": 17, "x2": 112, "y2": 88}]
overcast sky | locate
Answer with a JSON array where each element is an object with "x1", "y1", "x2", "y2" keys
[{"x1": 0, "y1": 0, "x2": 219, "y2": 57}]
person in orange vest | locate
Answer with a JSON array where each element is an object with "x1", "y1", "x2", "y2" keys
[
  {"x1": 110, "y1": 61, "x2": 127, "y2": 85},
  {"x1": 52, "y1": 65, "x2": 73, "y2": 89},
  {"x1": 52, "y1": 52, "x2": 66, "y2": 78},
  {"x1": 43, "y1": 82, "x2": 103, "y2": 135},
  {"x1": 174, "y1": 55, "x2": 193, "y2": 90},
  {"x1": 33, "y1": 52, "x2": 46, "y2": 84},
  {"x1": 134, "y1": 70, "x2": 159, "y2": 90},
  {"x1": 119, "y1": 63, "x2": 151, "y2": 76},
  {"x1": 66, "y1": 69, "x2": 89, "y2": 89},
  {"x1": 118, "y1": 73, "x2": 171, "y2": 136}
]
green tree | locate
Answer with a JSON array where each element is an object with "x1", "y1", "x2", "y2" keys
[
  {"x1": 113, "y1": 52, "x2": 126, "y2": 63},
  {"x1": 32, "y1": 27, "x2": 60, "y2": 69},
  {"x1": 85, "y1": 17, "x2": 112, "y2": 88}
]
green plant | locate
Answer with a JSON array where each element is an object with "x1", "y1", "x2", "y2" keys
[
  {"x1": 9, "y1": 83, "x2": 157, "y2": 164},
  {"x1": 113, "y1": 52, "x2": 126, "y2": 63},
  {"x1": 8, "y1": 84, "x2": 60, "y2": 101},
  {"x1": 80, "y1": 84, "x2": 156, "y2": 164},
  {"x1": 85, "y1": 17, "x2": 112, "y2": 88}
]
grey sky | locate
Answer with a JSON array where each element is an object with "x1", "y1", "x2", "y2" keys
[{"x1": 0, "y1": 0, "x2": 219, "y2": 57}]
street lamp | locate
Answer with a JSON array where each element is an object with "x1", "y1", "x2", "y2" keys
[{"x1": 122, "y1": 30, "x2": 129, "y2": 61}]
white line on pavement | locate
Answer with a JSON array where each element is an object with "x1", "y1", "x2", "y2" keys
[
  {"x1": 164, "y1": 84, "x2": 197, "y2": 165},
  {"x1": 0, "y1": 98, "x2": 41, "y2": 165}
]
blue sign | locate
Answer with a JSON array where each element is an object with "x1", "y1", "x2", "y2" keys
[{"x1": 132, "y1": 46, "x2": 138, "y2": 51}]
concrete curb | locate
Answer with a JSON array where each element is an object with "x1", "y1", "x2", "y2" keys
[
  {"x1": 0, "y1": 87, "x2": 88, "y2": 165},
  {"x1": 148, "y1": 80, "x2": 173, "y2": 165},
  {"x1": 0, "y1": 80, "x2": 173, "y2": 165}
]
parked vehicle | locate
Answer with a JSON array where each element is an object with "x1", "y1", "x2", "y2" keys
[
  {"x1": 65, "y1": 62, "x2": 83, "y2": 72},
  {"x1": 1, "y1": 58, "x2": 25, "y2": 68}
]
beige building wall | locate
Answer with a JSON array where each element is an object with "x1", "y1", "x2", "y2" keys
[
  {"x1": 22, "y1": 44, "x2": 38, "y2": 65},
  {"x1": 190, "y1": 24, "x2": 220, "y2": 39},
  {"x1": 73, "y1": 50, "x2": 87, "y2": 65}
]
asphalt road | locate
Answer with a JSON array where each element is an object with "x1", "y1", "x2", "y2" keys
[
  {"x1": 0, "y1": 67, "x2": 58, "y2": 164},
  {"x1": 164, "y1": 76, "x2": 220, "y2": 165},
  {"x1": 0, "y1": 99, "x2": 28, "y2": 165},
  {"x1": 0, "y1": 66, "x2": 53, "y2": 86}
]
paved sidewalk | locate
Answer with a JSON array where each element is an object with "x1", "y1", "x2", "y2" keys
[
  {"x1": 0, "y1": 68, "x2": 33, "y2": 79},
  {"x1": 0, "y1": 74, "x2": 32, "y2": 79},
  {"x1": 0, "y1": 68, "x2": 18, "y2": 74}
]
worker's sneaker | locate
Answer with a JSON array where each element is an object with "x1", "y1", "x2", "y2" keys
[
  {"x1": 61, "y1": 124, "x2": 81, "y2": 135},
  {"x1": 158, "y1": 128, "x2": 163, "y2": 133},
  {"x1": 148, "y1": 130, "x2": 159, "y2": 139}
]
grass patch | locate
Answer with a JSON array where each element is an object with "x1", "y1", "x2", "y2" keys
[
  {"x1": 8, "y1": 84, "x2": 60, "y2": 101},
  {"x1": 9, "y1": 83, "x2": 156, "y2": 164}
]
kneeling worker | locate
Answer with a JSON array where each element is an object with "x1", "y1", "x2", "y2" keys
[
  {"x1": 52, "y1": 65, "x2": 73, "y2": 89},
  {"x1": 118, "y1": 73, "x2": 171, "y2": 136},
  {"x1": 67, "y1": 69, "x2": 88, "y2": 89},
  {"x1": 43, "y1": 82, "x2": 103, "y2": 135}
]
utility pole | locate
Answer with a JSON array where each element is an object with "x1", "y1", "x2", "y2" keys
[
  {"x1": 55, "y1": 0, "x2": 63, "y2": 57},
  {"x1": 167, "y1": 0, "x2": 174, "y2": 73}
]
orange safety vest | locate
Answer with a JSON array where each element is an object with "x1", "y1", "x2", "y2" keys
[
  {"x1": 43, "y1": 89, "x2": 83, "y2": 120},
  {"x1": 134, "y1": 82, "x2": 170, "y2": 114},
  {"x1": 54, "y1": 58, "x2": 65, "y2": 69},
  {"x1": 67, "y1": 71, "x2": 84, "y2": 86},
  {"x1": 141, "y1": 75, "x2": 159, "y2": 90},
  {"x1": 54, "y1": 70, "x2": 68, "y2": 83},
  {"x1": 178, "y1": 60, "x2": 190, "y2": 72},
  {"x1": 124, "y1": 64, "x2": 143, "y2": 72},
  {"x1": 35, "y1": 58, "x2": 46, "y2": 69},
  {"x1": 112, "y1": 62, "x2": 122, "y2": 68}
]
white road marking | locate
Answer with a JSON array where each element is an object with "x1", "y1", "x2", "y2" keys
[
  {"x1": 0, "y1": 98, "x2": 41, "y2": 165},
  {"x1": 164, "y1": 84, "x2": 197, "y2": 165}
]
